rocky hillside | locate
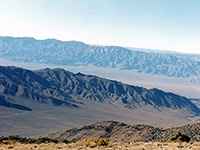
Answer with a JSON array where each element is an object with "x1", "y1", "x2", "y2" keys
[
  {"x1": 0, "y1": 66, "x2": 79, "y2": 108},
  {"x1": 1, "y1": 66, "x2": 200, "y2": 137},
  {"x1": 0, "y1": 66, "x2": 199, "y2": 116},
  {"x1": 1, "y1": 36, "x2": 200, "y2": 78},
  {"x1": 46, "y1": 121, "x2": 200, "y2": 142}
]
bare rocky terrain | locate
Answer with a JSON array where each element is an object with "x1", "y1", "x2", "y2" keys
[
  {"x1": 0, "y1": 66, "x2": 200, "y2": 137},
  {"x1": 45, "y1": 121, "x2": 200, "y2": 143},
  {"x1": 1, "y1": 66, "x2": 198, "y2": 114}
]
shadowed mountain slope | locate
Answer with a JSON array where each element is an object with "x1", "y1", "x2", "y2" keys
[
  {"x1": 0, "y1": 65, "x2": 199, "y2": 115},
  {"x1": 0, "y1": 95, "x2": 32, "y2": 111},
  {"x1": 35, "y1": 67, "x2": 200, "y2": 115},
  {"x1": 45, "y1": 121, "x2": 200, "y2": 142},
  {"x1": 0, "y1": 66, "x2": 79, "y2": 108},
  {"x1": 0, "y1": 66, "x2": 200, "y2": 136}
]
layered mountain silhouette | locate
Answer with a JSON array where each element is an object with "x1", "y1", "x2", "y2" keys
[
  {"x1": 0, "y1": 66, "x2": 199, "y2": 114},
  {"x1": 45, "y1": 120, "x2": 200, "y2": 142},
  {"x1": 0, "y1": 66, "x2": 200, "y2": 136},
  {"x1": 0, "y1": 36, "x2": 200, "y2": 78}
]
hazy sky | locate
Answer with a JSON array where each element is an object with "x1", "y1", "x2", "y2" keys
[{"x1": 0, "y1": 0, "x2": 200, "y2": 54}]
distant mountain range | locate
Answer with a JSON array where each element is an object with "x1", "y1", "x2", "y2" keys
[
  {"x1": 0, "y1": 66, "x2": 200, "y2": 137},
  {"x1": 45, "y1": 120, "x2": 200, "y2": 142},
  {"x1": 0, "y1": 36, "x2": 200, "y2": 79},
  {"x1": 1, "y1": 36, "x2": 200, "y2": 137}
]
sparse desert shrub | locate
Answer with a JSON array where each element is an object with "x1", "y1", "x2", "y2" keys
[
  {"x1": 168, "y1": 132, "x2": 191, "y2": 143},
  {"x1": 0, "y1": 135, "x2": 32, "y2": 144},
  {"x1": 94, "y1": 138, "x2": 99, "y2": 143},
  {"x1": 97, "y1": 138, "x2": 109, "y2": 146},
  {"x1": 83, "y1": 138, "x2": 93, "y2": 143},
  {"x1": 77, "y1": 138, "x2": 109, "y2": 146},
  {"x1": 0, "y1": 136, "x2": 8, "y2": 144},
  {"x1": 2, "y1": 140, "x2": 15, "y2": 145},
  {"x1": 60, "y1": 139, "x2": 71, "y2": 144},
  {"x1": 37, "y1": 137, "x2": 58, "y2": 144},
  {"x1": 8, "y1": 135, "x2": 21, "y2": 141},
  {"x1": 24, "y1": 138, "x2": 38, "y2": 144},
  {"x1": 0, "y1": 136, "x2": 59, "y2": 144}
]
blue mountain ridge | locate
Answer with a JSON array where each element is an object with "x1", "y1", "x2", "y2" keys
[{"x1": 0, "y1": 36, "x2": 200, "y2": 78}]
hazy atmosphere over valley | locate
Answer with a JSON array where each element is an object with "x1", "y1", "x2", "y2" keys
[{"x1": 1, "y1": 0, "x2": 200, "y2": 149}]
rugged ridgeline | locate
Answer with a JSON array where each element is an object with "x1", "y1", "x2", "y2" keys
[
  {"x1": 45, "y1": 121, "x2": 200, "y2": 142},
  {"x1": 0, "y1": 66, "x2": 200, "y2": 136},
  {"x1": 0, "y1": 36, "x2": 200, "y2": 78},
  {"x1": 0, "y1": 66, "x2": 199, "y2": 115}
]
